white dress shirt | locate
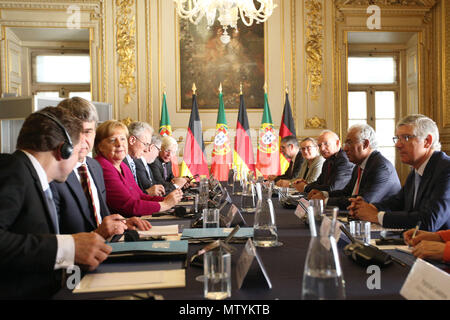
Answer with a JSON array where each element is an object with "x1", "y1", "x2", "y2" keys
[{"x1": 22, "y1": 150, "x2": 75, "y2": 270}]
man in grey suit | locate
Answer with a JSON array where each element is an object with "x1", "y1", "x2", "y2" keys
[{"x1": 309, "y1": 124, "x2": 401, "y2": 210}]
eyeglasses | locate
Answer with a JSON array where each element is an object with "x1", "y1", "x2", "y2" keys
[
  {"x1": 301, "y1": 145, "x2": 316, "y2": 151},
  {"x1": 343, "y1": 139, "x2": 362, "y2": 147},
  {"x1": 392, "y1": 135, "x2": 417, "y2": 144},
  {"x1": 152, "y1": 144, "x2": 161, "y2": 151},
  {"x1": 134, "y1": 135, "x2": 151, "y2": 149},
  {"x1": 317, "y1": 141, "x2": 330, "y2": 148}
]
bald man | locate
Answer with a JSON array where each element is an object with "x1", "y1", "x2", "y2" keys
[{"x1": 294, "y1": 130, "x2": 354, "y2": 193}]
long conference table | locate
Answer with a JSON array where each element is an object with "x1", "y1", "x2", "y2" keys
[{"x1": 55, "y1": 185, "x2": 418, "y2": 301}]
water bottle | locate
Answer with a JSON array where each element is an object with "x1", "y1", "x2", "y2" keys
[
  {"x1": 253, "y1": 181, "x2": 280, "y2": 247},
  {"x1": 301, "y1": 206, "x2": 345, "y2": 300}
]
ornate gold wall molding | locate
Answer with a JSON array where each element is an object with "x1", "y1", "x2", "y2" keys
[
  {"x1": 305, "y1": 116, "x2": 327, "y2": 129},
  {"x1": 304, "y1": 0, "x2": 324, "y2": 101},
  {"x1": 116, "y1": 0, "x2": 136, "y2": 105},
  {"x1": 335, "y1": 0, "x2": 436, "y2": 7},
  {"x1": 444, "y1": 0, "x2": 450, "y2": 128}
]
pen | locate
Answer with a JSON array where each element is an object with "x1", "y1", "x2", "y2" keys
[{"x1": 411, "y1": 221, "x2": 422, "y2": 240}]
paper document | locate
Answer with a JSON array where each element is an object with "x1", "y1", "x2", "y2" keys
[
  {"x1": 138, "y1": 224, "x2": 179, "y2": 237},
  {"x1": 74, "y1": 269, "x2": 185, "y2": 294},
  {"x1": 369, "y1": 240, "x2": 412, "y2": 252}
]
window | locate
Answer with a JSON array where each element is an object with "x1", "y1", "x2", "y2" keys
[
  {"x1": 347, "y1": 55, "x2": 398, "y2": 165},
  {"x1": 31, "y1": 50, "x2": 91, "y2": 100}
]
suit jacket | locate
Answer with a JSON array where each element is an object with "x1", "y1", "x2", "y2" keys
[
  {"x1": 0, "y1": 151, "x2": 60, "y2": 299},
  {"x1": 50, "y1": 157, "x2": 111, "y2": 234},
  {"x1": 95, "y1": 154, "x2": 164, "y2": 217},
  {"x1": 304, "y1": 149, "x2": 355, "y2": 193},
  {"x1": 327, "y1": 151, "x2": 401, "y2": 210},
  {"x1": 150, "y1": 156, "x2": 176, "y2": 194},
  {"x1": 374, "y1": 151, "x2": 450, "y2": 231},
  {"x1": 134, "y1": 157, "x2": 155, "y2": 194},
  {"x1": 274, "y1": 151, "x2": 304, "y2": 182}
]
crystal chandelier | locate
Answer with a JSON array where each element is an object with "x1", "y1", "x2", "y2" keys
[{"x1": 174, "y1": 0, "x2": 277, "y2": 44}]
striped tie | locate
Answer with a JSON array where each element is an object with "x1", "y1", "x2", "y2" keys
[{"x1": 78, "y1": 164, "x2": 100, "y2": 227}]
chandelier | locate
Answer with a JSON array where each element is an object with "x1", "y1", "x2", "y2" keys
[{"x1": 174, "y1": 0, "x2": 277, "y2": 44}]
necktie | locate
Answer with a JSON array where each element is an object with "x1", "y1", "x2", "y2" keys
[
  {"x1": 129, "y1": 158, "x2": 138, "y2": 183},
  {"x1": 163, "y1": 163, "x2": 168, "y2": 180},
  {"x1": 303, "y1": 166, "x2": 310, "y2": 180},
  {"x1": 413, "y1": 171, "x2": 421, "y2": 207},
  {"x1": 44, "y1": 188, "x2": 60, "y2": 234},
  {"x1": 353, "y1": 166, "x2": 362, "y2": 196},
  {"x1": 78, "y1": 165, "x2": 100, "y2": 227}
]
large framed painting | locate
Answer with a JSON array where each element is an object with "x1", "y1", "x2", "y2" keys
[{"x1": 179, "y1": 18, "x2": 265, "y2": 110}]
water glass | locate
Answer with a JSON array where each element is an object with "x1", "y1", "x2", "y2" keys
[
  {"x1": 203, "y1": 208, "x2": 220, "y2": 228},
  {"x1": 349, "y1": 220, "x2": 371, "y2": 244},
  {"x1": 204, "y1": 250, "x2": 231, "y2": 300},
  {"x1": 240, "y1": 182, "x2": 256, "y2": 213}
]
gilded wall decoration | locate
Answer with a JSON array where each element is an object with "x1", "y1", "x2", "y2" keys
[
  {"x1": 445, "y1": 0, "x2": 450, "y2": 127},
  {"x1": 305, "y1": 0, "x2": 324, "y2": 101},
  {"x1": 178, "y1": 18, "x2": 264, "y2": 110},
  {"x1": 116, "y1": 0, "x2": 136, "y2": 105},
  {"x1": 334, "y1": 0, "x2": 433, "y2": 6},
  {"x1": 305, "y1": 116, "x2": 327, "y2": 129}
]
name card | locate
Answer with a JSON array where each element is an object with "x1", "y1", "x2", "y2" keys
[
  {"x1": 400, "y1": 258, "x2": 450, "y2": 300},
  {"x1": 236, "y1": 238, "x2": 272, "y2": 290},
  {"x1": 319, "y1": 216, "x2": 342, "y2": 250},
  {"x1": 222, "y1": 203, "x2": 247, "y2": 228},
  {"x1": 294, "y1": 198, "x2": 310, "y2": 220}
]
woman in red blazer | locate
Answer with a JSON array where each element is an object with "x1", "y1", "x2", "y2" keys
[{"x1": 94, "y1": 120, "x2": 182, "y2": 217}]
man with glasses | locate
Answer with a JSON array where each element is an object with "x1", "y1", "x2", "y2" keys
[
  {"x1": 297, "y1": 130, "x2": 354, "y2": 193},
  {"x1": 135, "y1": 134, "x2": 166, "y2": 197},
  {"x1": 150, "y1": 135, "x2": 189, "y2": 195},
  {"x1": 308, "y1": 124, "x2": 401, "y2": 210},
  {"x1": 349, "y1": 114, "x2": 450, "y2": 231},
  {"x1": 268, "y1": 135, "x2": 303, "y2": 187}
]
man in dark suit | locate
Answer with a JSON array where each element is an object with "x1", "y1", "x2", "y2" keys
[
  {"x1": 350, "y1": 114, "x2": 450, "y2": 232},
  {"x1": 134, "y1": 134, "x2": 165, "y2": 194},
  {"x1": 297, "y1": 130, "x2": 354, "y2": 193},
  {"x1": 268, "y1": 135, "x2": 303, "y2": 186},
  {"x1": 125, "y1": 121, "x2": 165, "y2": 197},
  {"x1": 150, "y1": 135, "x2": 189, "y2": 195},
  {"x1": 309, "y1": 124, "x2": 401, "y2": 210},
  {"x1": 51, "y1": 98, "x2": 150, "y2": 238},
  {"x1": 0, "y1": 106, "x2": 111, "y2": 299}
]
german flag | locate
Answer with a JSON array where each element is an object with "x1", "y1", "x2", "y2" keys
[
  {"x1": 279, "y1": 92, "x2": 297, "y2": 175},
  {"x1": 180, "y1": 85, "x2": 209, "y2": 179},
  {"x1": 233, "y1": 89, "x2": 256, "y2": 178}
]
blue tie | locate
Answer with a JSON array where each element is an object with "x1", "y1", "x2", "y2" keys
[
  {"x1": 44, "y1": 188, "x2": 60, "y2": 234},
  {"x1": 129, "y1": 159, "x2": 138, "y2": 183},
  {"x1": 413, "y1": 172, "x2": 421, "y2": 207}
]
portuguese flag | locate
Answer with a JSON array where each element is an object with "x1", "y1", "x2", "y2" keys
[
  {"x1": 211, "y1": 88, "x2": 232, "y2": 181},
  {"x1": 279, "y1": 92, "x2": 297, "y2": 175},
  {"x1": 256, "y1": 92, "x2": 279, "y2": 178},
  {"x1": 159, "y1": 92, "x2": 179, "y2": 177},
  {"x1": 233, "y1": 92, "x2": 256, "y2": 178},
  {"x1": 180, "y1": 89, "x2": 209, "y2": 179}
]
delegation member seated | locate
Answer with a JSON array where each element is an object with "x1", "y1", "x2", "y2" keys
[
  {"x1": 404, "y1": 228, "x2": 450, "y2": 263},
  {"x1": 267, "y1": 135, "x2": 303, "y2": 187},
  {"x1": 291, "y1": 137, "x2": 325, "y2": 186},
  {"x1": 349, "y1": 114, "x2": 450, "y2": 231},
  {"x1": 150, "y1": 135, "x2": 189, "y2": 194},
  {"x1": 50, "y1": 97, "x2": 151, "y2": 238},
  {"x1": 0, "y1": 107, "x2": 111, "y2": 299},
  {"x1": 94, "y1": 120, "x2": 183, "y2": 217},
  {"x1": 308, "y1": 124, "x2": 401, "y2": 210}
]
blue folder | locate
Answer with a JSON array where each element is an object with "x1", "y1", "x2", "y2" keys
[{"x1": 108, "y1": 240, "x2": 188, "y2": 256}]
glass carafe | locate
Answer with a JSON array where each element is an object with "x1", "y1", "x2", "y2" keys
[
  {"x1": 253, "y1": 182, "x2": 280, "y2": 247},
  {"x1": 301, "y1": 206, "x2": 345, "y2": 300}
]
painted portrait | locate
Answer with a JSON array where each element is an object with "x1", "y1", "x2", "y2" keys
[{"x1": 179, "y1": 17, "x2": 265, "y2": 110}]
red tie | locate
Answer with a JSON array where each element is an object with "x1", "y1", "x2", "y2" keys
[
  {"x1": 354, "y1": 166, "x2": 362, "y2": 195},
  {"x1": 78, "y1": 164, "x2": 100, "y2": 227}
]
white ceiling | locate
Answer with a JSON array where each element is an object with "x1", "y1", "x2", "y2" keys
[
  {"x1": 348, "y1": 32, "x2": 416, "y2": 44},
  {"x1": 9, "y1": 27, "x2": 89, "y2": 42}
]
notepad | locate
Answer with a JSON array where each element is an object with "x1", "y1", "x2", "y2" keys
[
  {"x1": 137, "y1": 224, "x2": 179, "y2": 237},
  {"x1": 181, "y1": 227, "x2": 254, "y2": 239},
  {"x1": 73, "y1": 269, "x2": 185, "y2": 294}
]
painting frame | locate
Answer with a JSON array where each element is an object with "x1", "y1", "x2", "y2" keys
[{"x1": 175, "y1": 12, "x2": 268, "y2": 113}]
